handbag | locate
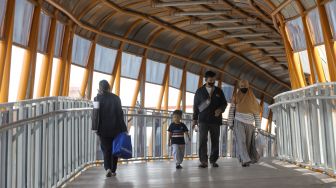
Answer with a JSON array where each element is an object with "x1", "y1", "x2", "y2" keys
[
  {"x1": 92, "y1": 101, "x2": 99, "y2": 131},
  {"x1": 112, "y1": 132, "x2": 133, "y2": 159}
]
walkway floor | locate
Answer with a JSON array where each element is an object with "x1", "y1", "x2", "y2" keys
[{"x1": 65, "y1": 158, "x2": 336, "y2": 188}]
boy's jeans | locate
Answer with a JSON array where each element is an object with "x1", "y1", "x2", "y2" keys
[{"x1": 172, "y1": 144, "x2": 185, "y2": 165}]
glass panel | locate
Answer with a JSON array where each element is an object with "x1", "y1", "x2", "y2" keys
[
  {"x1": 285, "y1": 17, "x2": 307, "y2": 51},
  {"x1": 37, "y1": 12, "x2": 50, "y2": 53},
  {"x1": 91, "y1": 71, "x2": 111, "y2": 100},
  {"x1": 53, "y1": 21, "x2": 64, "y2": 58},
  {"x1": 263, "y1": 102, "x2": 269, "y2": 118},
  {"x1": 120, "y1": 77, "x2": 137, "y2": 106},
  {"x1": 307, "y1": 8, "x2": 324, "y2": 45},
  {"x1": 33, "y1": 53, "x2": 44, "y2": 98},
  {"x1": 145, "y1": 82, "x2": 162, "y2": 108},
  {"x1": 222, "y1": 82, "x2": 234, "y2": 103},
  {"x1": 146, "y1": 59, "x2": 166, "y2": 85},
  {"x1": 13, "y1": 0, "x2": 34, "y2": 46},
  {"x1": 71, "y1": 35, "x2": 91, "y2": 66},
  {"x1": 94, "y1": 44, "x2": 117, "y2": 74},
  {"x1": 168, "y1": 87, "x2": 180, "y2": 111},
  {"x1": 186, "y1": 92, "x2": 194, "y2": 113},
  {"x1": 8, "y1": 45, "x2": 25, "y2": 102},
  {"x1": 186, "y1": 72, "x2": 199, "y2": 93},
  {"x1": 0, "y1": 0, "x2": 7, "y2": 39},
  {"x1": 297, "y1": 50, "x2": 311, "y2": 74},
  {"x1": 69, "y1": 64, "x2": 86, "y2": 98},
  {"x1": 325, "y1": 0, "x2": 336, "y2": 40},
  {"x1": 169, "y1": 66, "x2": 182, "y2": 89},
  {"x1": 316, "y1": 45, "x2": 331, "y2": 81},
  {"x1": 121, "y1": 52, "x2": 141, "y2": 79}
]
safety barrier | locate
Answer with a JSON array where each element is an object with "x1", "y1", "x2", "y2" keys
[
  {"x1": 0, "y1": 97, "x2": 276, "y2": 188},
  {"x1": 269, "y1": 82, "x2": 336, "y2": 176}
]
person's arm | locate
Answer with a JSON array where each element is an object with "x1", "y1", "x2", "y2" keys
[
  {"x1": 168, "y1": 132, "x2": 172, "y2": 146},
  {"x1": 184, "y1": 124, "x2": 191, "y2": 141},
  {"x1": 215, "y1": 88, "x2": 228, "y2": 116},
  {"x1": 253, "y1": 113, "x2": 261, "y2": 129},
  {"x1": 117, "y1": 97, "x2": 128, "y2": 132},
  {"x1": 192, "y1": 90, "x2": 200, "y2": 128}
]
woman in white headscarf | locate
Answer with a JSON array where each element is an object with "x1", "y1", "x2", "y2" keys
[{"x1": 228, "y1": 80, "x2": 261, "y2": 167}]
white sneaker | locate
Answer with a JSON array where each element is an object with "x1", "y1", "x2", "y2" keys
[
  {"x1": 106, "y1": 169, "x2": 112, "y2": 177},
  {"x1": 111, "y1": 172, "x2": 117, "y2": 176}
]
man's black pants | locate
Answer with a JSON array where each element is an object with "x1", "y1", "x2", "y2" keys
[{"x1": 198, "y1": 123, "x2": 220, "y2": 164}]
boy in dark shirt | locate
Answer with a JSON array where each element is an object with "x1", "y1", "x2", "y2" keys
[{"x1": 168, "y1": 110, "x2": 190, "y2": 169}]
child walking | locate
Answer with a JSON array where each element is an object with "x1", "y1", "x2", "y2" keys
[{"x1": 168, "y1": 110, "x2": 190, "y2": 169}]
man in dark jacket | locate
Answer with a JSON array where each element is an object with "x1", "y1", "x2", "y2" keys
[
  {"x1": 192, "y1": 71, "x2": 227, "y2": 168},
  {"x1": 94, "y1": 80, "x2": 127, "y2": 177}
]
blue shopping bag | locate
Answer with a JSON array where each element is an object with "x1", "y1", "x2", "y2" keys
[{"x1": 113, "y1": 132, "x2": 132, "y2": 159}]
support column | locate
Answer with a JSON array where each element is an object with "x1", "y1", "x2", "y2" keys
[
  {"x1": 259, "y1": 94, "x2": 265, "y2": 119},
  {"x1": 17, "y1": 4, "x2": 41, "y2": 100},
  {"x1": 0, "y1": 0, "x2": 15, "y2": 102},
  {"x1": 266, "y1": 110, "x2": 273, "y2": 133},
  {"x1": 198, "y1": 69, "x2": 204, "y2": 88},
  {"x1": 176, "y1": 67, "x2": 187, "y2": 111},
  {"x1": 37, "y1": 17, "x2": 56, "y2": 97},
  {"x1": 279, "y1": 17, "x2": 305, "y2": 89},
  {"x1": 156, "y1": 64, "x2": 170, "y2": 110},
  {"x1": 131, "y1": 57, "x2": 146, "y2": 107},
  {"x1": 62, "y1": 29, "x2": 74, "y2": 96},
  {"x1": 53, "y1": 25, "x2": 70, "y2": 96},
  {"x1": 110, "y1": 50, "x2": 122, "y2": 95},
  {"x1": 296, "y1": 0, "x2": 326, "y2": 82},
  {"x1": 316, "y1": 0, "x2": 336, "y2": 81},
  {"x1": 293, "y1": 52, "x2": 308, "y2": 86},
  {"x1": 218, "y1": 76, "x2": 222, "y2": 89},
  {"x1": 161, "y1": 67, "x2": 170, "y2": 156},
  {"x1": 140, "y1": 59, "x2": 146, "y2": 108},
  {"x1": 80, "y1": 42, "x2": 96, "y2": 98},
  {"x1": 181, "y1": 68, "x2": 187, "y2": 112}
]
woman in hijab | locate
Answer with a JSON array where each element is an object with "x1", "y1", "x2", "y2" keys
[{"x1": 228, "y1": 80, "x2": 261, "y2": 167}]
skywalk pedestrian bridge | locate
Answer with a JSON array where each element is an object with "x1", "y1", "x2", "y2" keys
[
  {"x1": 1, "y1": 0, "x2": 336, "y2": 187},
  {"x1": 1, "y1": 83, "x2": 336, "y2": 188}
]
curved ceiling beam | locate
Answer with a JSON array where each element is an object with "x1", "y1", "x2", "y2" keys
[
  {"x1": 222, "y1": 0, "x2": 279, "y2": 34},
  {"x1": 45, "y1": 0, "x2": 282, "y2": 97},
  {"x1": 119, "y1": 19, "x2": 143, "y2": 49},
  {"x1": 248, "y1": 0, "x2": 272, "y2": 21},
  {"x1": 77, "y1": 1, "x2": 99, "y2": 20},
  {"x1": 155, "y1": 4, "x2": 276, "y2": 68},
  {"x1": 143, "y1": 28, "x2": 165, "y2": 56},
  {"x1": 95, "y1": 0, "x2": 289, "y2": 89}
]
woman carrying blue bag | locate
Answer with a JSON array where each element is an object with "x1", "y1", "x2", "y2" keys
[{"x1": 94, "y1": 80, "x2": 128, "y2": 177}]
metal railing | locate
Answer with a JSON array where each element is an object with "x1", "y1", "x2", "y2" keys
[
  {"x1": 269, "y1": 82, "x2": 336, "y2": 176},
  {"x1": 1, "y1": 97, "x2": 276, "y2": 188},
  {"x1": 0, "y1": 97, "x2": 97, "y2": 188}
]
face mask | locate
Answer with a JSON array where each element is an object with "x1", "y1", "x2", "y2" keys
[
  {"x1": 240, "y1": 88, "x2": 248, "y2": 93},
  {"x1": 208, "y1": 82, "x2": 215, "y2": 87}
]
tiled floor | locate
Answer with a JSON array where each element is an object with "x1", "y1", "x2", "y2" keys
[{"x1": 64, "y1": 158, "x2": 336, "y2": 188}]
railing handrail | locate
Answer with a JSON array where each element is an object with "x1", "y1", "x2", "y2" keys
[
  {"x1": 273, "y1": 82, "x2": 336, "y2": 99},
  {"x1": 269, "y1": 95, "x2": 336, "y2": 109},
  {"x1": 0, "y1": 108, "x2": 92, "y2": 133},
  {"x1": 0, "y1": 96, "x2": 90, "y2": 107}
]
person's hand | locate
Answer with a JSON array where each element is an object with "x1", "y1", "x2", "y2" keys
[
  {"x1": 215, "y1": 108, "x2": 222, "y2": 117},
  {"x1": 192, "y1": 120, "x2": 198, "y2": 129}
]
